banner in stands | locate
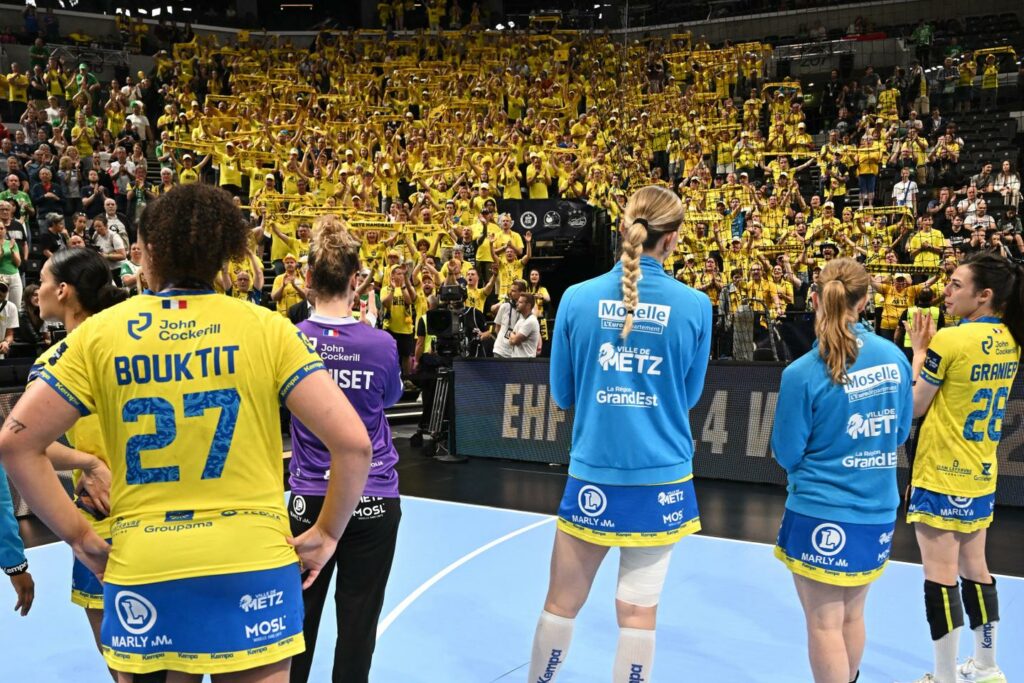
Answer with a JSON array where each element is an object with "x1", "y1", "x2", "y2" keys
[
  {"x1": 453, "y1": 359, "x2": 1024, "y2": 507},
  {"x1": 500, "y1": 199, "x2": 597, "y2": 241}
]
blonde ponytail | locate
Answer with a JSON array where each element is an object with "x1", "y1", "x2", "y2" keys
[
  {"x1": 815, "y1": 258, "x2": 870, "y2": 384},
  {"x1": 619, "y1": 185, "x2": 685, "y2": 339},
  {"x1": 620, "y1": 219, "x2": 647, "y2": 338}
]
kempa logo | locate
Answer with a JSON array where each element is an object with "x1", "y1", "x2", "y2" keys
[
  {"x1": 947, "y1": 495, "x2": 972, "y2": 509},
  {"x1": 846, "y1": 410, "x2": 897, "y2": 439},
  {"x1": 115, "y1": 590, "x2": 158, "y2": 635},
  {"x1": 597, "y1": 342, "x2": 663, "y2": 375},
  {"x1": 598, "y1": 300, "x2": 671, "y2": 334},
  {"x1": 535, "y1": 648, "x2": 563, "y2": 683},
  {"x1": 843, "y1": 364, "x2": 901, "y2": 397},
  {"x1": 811, "y1": 523, "x2": 846, "y2": 556},
  {"x1": 520, "y1": 211, "x2": 538, "y2": 229},
  {"x1": 578, "y1": 485, "x2": 607, "y2": 517}
]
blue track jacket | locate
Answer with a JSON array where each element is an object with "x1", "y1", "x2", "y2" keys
[
  {"x1": 551, "y1": 255, "x2": 712, "y2": 485},
  {"x1": 0, "y1": 466, "x2": 28, "y2": 574},
  {"x1": 771, "y1": 323, "x2": 913, "y2": 524}
]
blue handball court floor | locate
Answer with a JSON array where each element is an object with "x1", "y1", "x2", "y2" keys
[{"x1": 2, "y1": 496, "x2": 1021, "y2": 682}]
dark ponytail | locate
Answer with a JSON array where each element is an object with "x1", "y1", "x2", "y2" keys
[
  {"x1": 962, "y1": 252, "x2": 1024, "y2": 347},
  {"x1": 47, "y1": 248, "x2": 128, "y2": 315}
]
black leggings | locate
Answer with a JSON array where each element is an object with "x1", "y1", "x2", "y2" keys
[{"x1": 288, "y1": 494, "x2": 401, "y2": 683}]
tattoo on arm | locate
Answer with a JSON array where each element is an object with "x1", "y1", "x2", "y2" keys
[{"x1": 6, "y1": 417, "x2": 26, "y2": 433}]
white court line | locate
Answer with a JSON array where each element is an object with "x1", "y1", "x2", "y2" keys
[
  {"x1": 404, "y1": 498, "x2": 1023, "y2": 583},
  {"x1": 376, "y1": 516, "x2": 555, "y2": 637}
]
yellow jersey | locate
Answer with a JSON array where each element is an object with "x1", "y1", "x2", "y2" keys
[
  {"x1": 875, "y1": 282, "x2": 924, "y2": 331},
  {"x1": 34, "y1": 291, "x2": 324, "y2": 585},
  {"x1": 272, "y1": 274, "x2": 304, "y2": 316},
  {"x1": 29, "y1": 345, "x2": 111, "y2": 538},
  {"x1": 916, "y1": 318, "x2": 1020, "y2": 496}
]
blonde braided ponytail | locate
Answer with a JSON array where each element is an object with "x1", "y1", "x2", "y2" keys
[
  {"x1": 619, "y1": 219, "x2": 647, "y2": 339},
  {"x1": 619, "y1": 185, "x2": 685, "y2": 339}
]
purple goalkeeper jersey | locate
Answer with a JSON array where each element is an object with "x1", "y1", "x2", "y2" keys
[{"x1": 290, "y1": 314, "x2": 404, "y2": 498}]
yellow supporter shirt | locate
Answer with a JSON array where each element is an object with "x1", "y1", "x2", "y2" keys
[
  {"x1": 272, "y1": 273, "x2": 304, "y2": 315},
  {"x1": 496, "y1": 256, "x2": 527, "y2": 299},
  {"x1": 179, "y1": 167, "x2": 200, "y2": 185},
  {"x1": 907, "y1": 228, "x2": 945, "y2": 267},
  {"x1": 7, "y1": 73, "x2": 28, "y2": 102},
  {"x1": 916, "y1": 318, "x2": 1020, "y2": 497},
  {"x1": 874, "y1": 282, "x2": 924, "y2": 331},
  {"x1": 33, "y1": 291, "x2": 324, "y2": 584},
  {"x1": 218, "y1": 153, "x2": 243, "y2": 187},
  {"x1": 382, "y1": 285, "x2": 414, "y2": 334}
]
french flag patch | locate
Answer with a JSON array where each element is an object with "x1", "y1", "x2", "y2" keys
[
  {"x1": 162, "y1": 299, "x2": 188, "y2": 310},
  {"x1": 323, "y1": 328, "x2": 340, "y2": 337}
]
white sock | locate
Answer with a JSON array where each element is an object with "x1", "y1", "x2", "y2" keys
[
  {"x1": 527, "y1": 610, "x2": 574, "y2": 683},
  {"x1": 973, "y1": 621, "x2": 998, "y2": 670},
  {"x1": 613, "y1": 627, "x2": 655, "y2": 683},
  {"x1": 933, "y1": 628, "x2": 961, "y2": 683}
]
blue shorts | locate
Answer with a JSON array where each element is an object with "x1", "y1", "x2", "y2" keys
[
  {"x1": 775, "y1": 510, "x2": 895, "y2": 586},
  {"x1": 101, "y1": 564, "x2": 305, "y2": 675},
  {"x1": 557, "y1": 475, "x2": 700, "y2": 547},
  {"x1": 72, "y1": 538, "x2": 111, "y2": 609},
  {"x1": 906, "y1": 487, "x2": 995, "y2": 532},
  {"x1": 858, "y1": 173, "x2": 877, "y2": 195}
]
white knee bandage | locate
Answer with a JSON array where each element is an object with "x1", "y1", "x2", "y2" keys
[{"x1": 616, "y1": 545, "x2": 674, "y2": 607}]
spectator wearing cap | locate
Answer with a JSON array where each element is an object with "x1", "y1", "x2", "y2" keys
[
  {"x1": 176, "y1": 151, "x2": 211, "y2": 185},
  {"x1": 271, "y1": 253, "x2": 307, "y2": 317},
  {"x1": 216, "y1": 140, "x2": 243, "y2": 196},
  {"x1": 38, "y1": 213, "x2": 68, "y2": 259},
  {"x1": 0, "y1": 281, "x2": 18, "y2": 358}
]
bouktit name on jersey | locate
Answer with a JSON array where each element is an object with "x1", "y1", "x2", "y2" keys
[
  {"x1": 598, "y1": 300, "x2": 671, "y2": 335},
  {"x1": 114, "y1": 345, "x2": 239, "y2": 385},
  {"x1": 843, "y1": 364, "x2": 901, "y2": 401}
]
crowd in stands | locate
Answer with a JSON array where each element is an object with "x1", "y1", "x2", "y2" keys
[{"x1": 0, "y1": 14, "x2": 1020, "y2": 367}]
